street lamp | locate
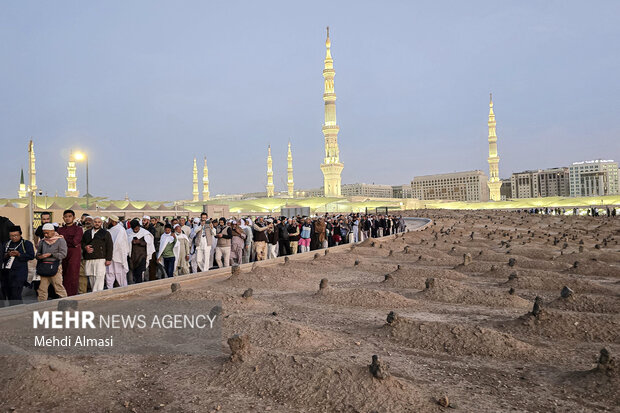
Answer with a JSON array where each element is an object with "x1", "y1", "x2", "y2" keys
[{"x1": 74, "y1": 151, "x2": 91, "y2": 208}]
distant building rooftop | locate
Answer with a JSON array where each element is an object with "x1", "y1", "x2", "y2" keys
[{"x1": 572, "y1": 159, "x2": 615, "y2": 165}]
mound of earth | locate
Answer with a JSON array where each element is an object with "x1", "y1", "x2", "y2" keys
[
  {"x1": 381, "y1": 267, "x2": 469, "y2": 289},
  {"x1": 453, "y1": 261, "x2": 501, "y2": 273},
  {"x1": 210, "y1": 352, "x2": 439, "y2": 412},
  {"x1": 385, "y1": 317, "x2": 537, "y2": 359},
  {"x1": 221, "y1": 266, "x2": 313, "y2": 291},
  {"x1": 162, "y1": 288, "x2": 275, "y2": 312},
  {"x1": 548, "y1": 294, "x2": 620, "y2": 314},
  {"x1": 503, "y1": 273, "x2": 609, "y2": 295},
  {"x1": 225, "y1": 318, "x2": 346, "y2": 353},
  {"x1": 566, "y1": 260, "x2": 620, "y2": 278},
  {"x1": 0, "y1": 356, "x2": 91, "y2": 410},
  {"x1": 315, "y1": 288, "x2": 415, "y2": 308},
  {"x1": 498, "y1": 246, "x2": 557, "y2": 260},
  {"x1": 560, "y1": 365, "x2": 620, "y2": 407},
  {"x1": 418, "y1": 278, "x2": 531, "y2": 308},
  {"x1": 499, "y1": 311, "x2": 620, "y2": 343},
  {"x1": 481, "y1": 267, "x2": 565, "y2": 280}
]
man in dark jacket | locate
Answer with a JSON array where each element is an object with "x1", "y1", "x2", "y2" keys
[
  {"x1": 277, "y1": 217, "x2": 291, "y2": 257},
  {"x1": 146, "y1": 216, "x2": 163, "y2": 281},
  {"x1": 34, "y1": 212, "x2": 52, "y2": 244},
  {"x1": 1, "y1": 225, "x2": 35, "y2": 305},
  {"x1": 267, "y1": 218, "x2": 279, "y2": 259},
  {"x1": 214, "y1": 218, "x2": 232, "y2": 268},
  {"x1": 287, "y1": 218, "x2": 300, "y2": 254},
  {"x1": 81, "y1": 217, "x2": 113, "y2": 293},
  {"x1": 252, "y1": 217, "x2": 270, "y2": 261},
  {"x1": 378, "y1": 215, "x2": 387, "y2": 237},
  {"x1": 0, "y1": 216, "x2": 15, "y2": 246}
]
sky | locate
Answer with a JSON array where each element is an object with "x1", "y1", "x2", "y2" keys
[{"x1": 1, "y1": 1, "x2": 619, "y2": 201}]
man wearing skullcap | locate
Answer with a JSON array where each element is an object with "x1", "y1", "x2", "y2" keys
[
  {"x1": 214, "y1": 218, "x2": 232, "y2": 268},
  {"x1": 241, "y1": 218, "x2": 253, "y2": 264},
  {"x1": 266, "y1": 218, "x2": 279, "y2": 259},
  {"x1": 193, "y1": 214, "x2": 213, "y2": 272},
  {"x1": 252, "y1": 217, "x2": 270, "y2": 261},
  {"x1": 78, "y1": 216, "x2": 94, "y2": 294},
  {"x1": 230, "y1": 219, "x2": 246, "y2": 266},
  {"x1": 81, "y1": 217, "x2": 113, "y2": 292},
  {"x1": 147, "y1": 216, "x2": 164, "y2": 281},
  {"x1": 173, "y1": 223, "x2": 191, "y2": 275},
  {"x1": 36, "y1": 223, "x2": 68, "y2": 301},
  {"x1": 126, "y1": 219, "x2": 155, "y2": 283}
]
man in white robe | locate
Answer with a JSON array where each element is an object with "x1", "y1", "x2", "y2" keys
[
  {"x1": 173, "y1": 224, "x2": 191, "y2": 275},
  {"x1": 194, "y1": 215, "x2": 214, "y2": 272},
  {"x1": 105, "y1": 216, "x2": 129, "y2": 288}
]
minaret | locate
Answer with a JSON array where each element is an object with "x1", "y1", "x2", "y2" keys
[
  {"x1": 28, "y1": 139, "x2": 37, "y2": 193},
  {"x1": 266, "y1": 145, "x2": 274, "y2": 197},
  {"x1": 487, "y1": 93, "x2": 502, "y2": 201},
  {"x1": 66, "y1": 152, "x2": 80, "y2": 197},
  {"x1": 192, "y1": 158, "x2": 199, "y2": 202},
  {"x1": 287, "y1": 142, "x2": 294, "y2": 196},
  {"x1": 17, "y1": 168, "x2": 27, "y2": 198},
  {"x1": 320, "y1": 26, "x2": 344, "y2": 197},
  {"x1": 202, "y1": 156, "x2": 210, "y2": 201}
]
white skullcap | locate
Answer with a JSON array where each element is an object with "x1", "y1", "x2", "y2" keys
[
  {"x1": 42, "y1": 223, "x2": 55, "y2": 231},
  {"x1": 143, "y1": 215, "x2": 150, "y2": 220}
]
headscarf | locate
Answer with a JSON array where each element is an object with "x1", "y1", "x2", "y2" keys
[{"x1": 43, "y1": 232, "x2": 64, "y2": 246}]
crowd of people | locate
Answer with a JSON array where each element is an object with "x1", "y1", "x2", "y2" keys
[
  {"x1": 519, "y1": 207, "x2": 618, "y2": 216},
  {"x1": 0, "y1": 211, "x2": 406, "y2": 305}
]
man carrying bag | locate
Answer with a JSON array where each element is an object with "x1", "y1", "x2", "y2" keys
[{"x1": 36, "y1": 223, "x2": 68, "y2": 301}]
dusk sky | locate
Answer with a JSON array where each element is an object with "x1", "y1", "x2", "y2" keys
[{"x1": 1, "y1": 1, "x2": 619, "y2": 201}]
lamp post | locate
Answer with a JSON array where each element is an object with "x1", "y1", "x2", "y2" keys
[
  {"x1": 28, "y1": 187, "x2": 33, "y2": 242},
  {"x1": 27, "y1": 144, "x2": 34, "y2": 241},
  {"x1": 74, "y1": 151, "x2": 91, "y2": 208}
]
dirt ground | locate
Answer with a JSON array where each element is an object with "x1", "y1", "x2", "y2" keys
[{"x1": 1, "y1": 210, "x2": 619, "y2": 412}]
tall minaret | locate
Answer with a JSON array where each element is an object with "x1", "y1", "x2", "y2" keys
[
  {"x1": 202, "y1": 156, "x2": 210, "y2": 201},
  {"x1": 28, "y1": 139, "x2": 37, "y2": 193},
  {"x1": 17, "y1": 168, "x2": 27, "y2": 198},
  {"x1": 66, "y1": 152, "x2": 79, "y2": 197},
  {"x1": 487, "y1": 93, "x2": 502, "y2": 201},
  {"x1": 266, "y1": 145, "x2": 274, "y2": 197},
  {"x1": 320, "y1": 26, "x2": 344, "y2": 197},
  {"x1": 192, "y1": 158, "x2": 199, "y2": 202},
  {"x1": 287, "y1": 142, "x2": 294, "y2": 196}
]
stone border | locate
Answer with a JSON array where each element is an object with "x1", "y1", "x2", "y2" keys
[{"x1": 0, "y1": 218, "x2": 431, "y2": 318}]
